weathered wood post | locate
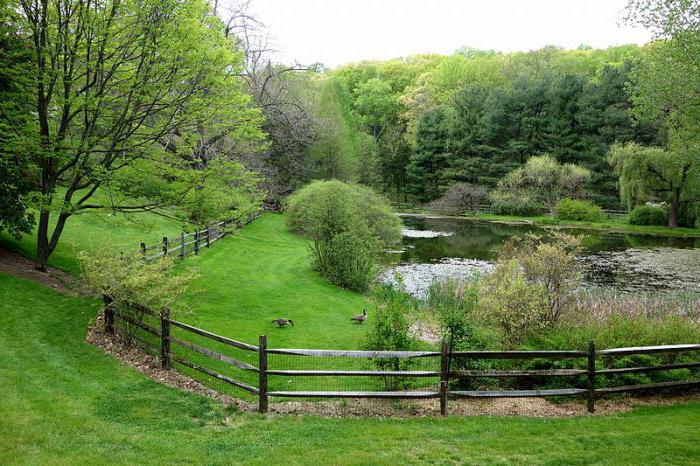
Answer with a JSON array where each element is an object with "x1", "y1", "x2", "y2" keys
[
  {"x1": 103, "y1": 294, "x2": 114, "y2": 335},
  {"x1": 258, "y1": 334, "x2": 268, "y2": 413},
  {"x1": 179, "y1": 232, "x2": 186, "y2": 259},
  {"x1": 140, "y1": 242, "x2": 146, "y2": 257},
  {"x1": 587, "y1": 340, "x2": 596, "y2": 413},
  {"x1": 161, "y1": 307, "x2": 171, "y2": 370},
  {"x1": 440, "y1": 339, "x2": 449, "y2": 416},
  {"x1": 205, "y1": 226, "x2": 210, "y2": 248},
  {"x1": 162, "y1": 236, "x2": 168, "y2": 257},
  {"x1": 194, "y1": 230, "x2": 200, "y2": 256}
]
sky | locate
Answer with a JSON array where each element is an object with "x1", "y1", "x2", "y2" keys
[{"x1": 241, "y1": 0, "x2": 652, "y2": 68}]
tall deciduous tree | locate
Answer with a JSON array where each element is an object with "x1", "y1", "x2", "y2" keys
[{"x1": 16, "y1": 0, "x2": 261, "y2": 270}]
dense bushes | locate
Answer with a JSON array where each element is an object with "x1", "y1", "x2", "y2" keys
[
  {"x1": 490, "y1": 197, "x2": 545, "y2": 216},
  {"x1": 286, "y1": 180, "x2": 401, "y2": 291},
  {"x1": 555, "y1": 198, "x2": 604, "y2": 222},
  {"x1": 628, "y1": 205, "x2": 668, "y2": 225}
]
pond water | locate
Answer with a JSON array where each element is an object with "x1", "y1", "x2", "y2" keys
[{"x1": 381, "y1": 214, "x2": 700, "y2": 297}]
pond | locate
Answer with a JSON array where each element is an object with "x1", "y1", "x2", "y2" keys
[{"x1": 381, "y1": 214, "x2": 700, "y2": 297}]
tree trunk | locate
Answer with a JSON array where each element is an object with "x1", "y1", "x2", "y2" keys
[
  {"x1": 34, "y1": 210, "x2": 70, "y2": 272},
  {"x1": 669, "y1": 189, "x2": 681, "y2": 228}
]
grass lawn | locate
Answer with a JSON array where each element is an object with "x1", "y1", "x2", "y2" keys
[
  {"x1": 2, "y1": 273, "x2": 700, "y2": 465},
  {"x1": 0, "y1": 192, "x2": 185, "y2": 274},
  {"x1": 180, "y1": 213, "x2": 368, "y2": 350},
  {"x1": 467, "y1": 213, "x2": 700, "y2": 238}
]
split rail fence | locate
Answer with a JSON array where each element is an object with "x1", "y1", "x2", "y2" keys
[
  {"x1": 138, "y1": 210, "x2": 263, "y2": 262},
  {"x1": 103, "y1": 300, "x2": 700, "y2": 415}
]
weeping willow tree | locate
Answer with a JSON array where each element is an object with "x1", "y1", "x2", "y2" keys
[{"x1": 608, "y1": 139, "x2": 700, "y2": 227}]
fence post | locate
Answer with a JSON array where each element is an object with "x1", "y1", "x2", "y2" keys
[
  {"x1": 205, "y1": 226, "x2": 210, "y2": 248},
  {"x1": 440, "y1": 339, "x2": 449, "y2": 416},
  {"x1": 194, "y1": 229, "x2": 200, "y2": 256},
  {"x1": 179, "y1": 232, "x2": 185, "y2": 259},
  {"x1": 161, "y1": 307, "x2": 171, "y2": 370},
  {"x1": 140, "y1": 242, "x2": 146, "y2": 257},
  {"x1": 258, "y1": 334, "x2": 268, "y2": 413},
  {"x1": 162, "y1": 236, "x2": 168, "y2": 257},
  {"x1": 587, "y1": 340, "x2": 596, "y2": 413},
  {"x1": 103, "y1": 294, "x2": 114, "y2": 335}
]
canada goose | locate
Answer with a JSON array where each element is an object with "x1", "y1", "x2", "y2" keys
[
  {"x1": 351, "y1": 309, "x2": 367, "y2": 323},
  {"x1": 271, "y1": 318, "x2": 294, "y2": 328}
]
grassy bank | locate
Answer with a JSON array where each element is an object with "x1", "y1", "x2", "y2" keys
[{"x1": 2, "y1": 273, "x2": 700, "y2": 465}]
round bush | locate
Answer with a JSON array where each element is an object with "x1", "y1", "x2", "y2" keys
[
  {"x1": 285, "y1": 180, "x2": 402, "y2": 247},
  {"x1": 628, "y1": 205, "x2": 668, "y2": 226},
  {"x1": 554, "y1": 198, "x2": 604, "y2": 222}
]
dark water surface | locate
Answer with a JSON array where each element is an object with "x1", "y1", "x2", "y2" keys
[{"x1": 382, "y1": 214, "x2": 700, "y2": 296}]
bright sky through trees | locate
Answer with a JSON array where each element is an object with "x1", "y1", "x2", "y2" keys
[{"x1": 246, "y1": 0, "x2": 651, "y2": 67}]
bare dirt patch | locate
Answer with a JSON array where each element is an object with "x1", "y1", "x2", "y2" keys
[{"x1": 0, "y1": 246, "x2": 87, "y2": 295}]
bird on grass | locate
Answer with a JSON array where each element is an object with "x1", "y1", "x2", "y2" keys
[
  {"x1": 351, "y1": 309, "x2": 367, "y2": 323},
  {"x1": 271, "y1": 318, "x2": 294, "y2": 328}
]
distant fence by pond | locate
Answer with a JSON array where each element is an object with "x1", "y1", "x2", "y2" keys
[
  {"x1": 103, "y1": 299, "x2": 700, "y2": 415},
  {"x1": 138, "y1": 210, "x2": 263, "y2": 262}
]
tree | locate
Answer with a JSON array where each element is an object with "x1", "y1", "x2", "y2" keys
[
  {"x1": 608, "y1": 141, "x2": 700, "y2": 227},
  {"x1": 406, "y1": 106, "x2": 452, "y2": 201},
  {"x1": 16, "y1": 0, "x2": 262, "y2": 270},
  {"x1": 491, "y1": 155, "x2": 591, "y2": 214},
  {"x1": 0, "y1": 0, "x2": 37, "y2": 237}
]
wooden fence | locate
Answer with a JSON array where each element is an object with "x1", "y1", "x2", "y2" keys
[
  {"x1": 103, "y1": 300, "x2": 700, "y2": 415},
  {"x1": 138, "y1": 210, "x2": 263, "y2": 262}
]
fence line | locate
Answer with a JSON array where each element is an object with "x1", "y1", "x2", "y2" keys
[
  {"x1": 139, "y1": 210, "x2": 263, "y2": 262},
  {"x1": 102, "y1": 298, "x2": 700, "y2": 415}
]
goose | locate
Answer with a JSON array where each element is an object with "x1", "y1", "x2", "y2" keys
[
  {"x1": 351, "y1": 309, "x2": 367, "y2": 323},
  {"x1": 271, "y1": 318, "x2": 294, "y2": 328}
]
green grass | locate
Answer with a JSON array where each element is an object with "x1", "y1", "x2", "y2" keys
[
  {"x1": 180, "y1": 214, "x2": 368, "y2": 349},
  {"x1": 2, "y1": 273, "x2": 700, "y2": 465},
  {"x1": 0, "y1": 208, "x2": 185, "y2": 274},
  {"x1": 467, "y1": 213, "x2": 700, "y2": 238}
]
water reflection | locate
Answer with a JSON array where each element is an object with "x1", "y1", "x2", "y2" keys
[{"x1": 383, "y1": 215, "x2": 700, "y2": 295}]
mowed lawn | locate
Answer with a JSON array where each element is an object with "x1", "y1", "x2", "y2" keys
[
  {"x1": 180, "y1": 213, "x2": 369, "y2": 349},
  {"x1": 2, "y1": 273, "x2": 700, "y2": 465}
]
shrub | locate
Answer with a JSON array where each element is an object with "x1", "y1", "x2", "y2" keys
[
  {"x1": 286, "y1": 180, "x2": 401, "y2": 291},
  {"x1": 79, "y1": 250, "x2": 197, "y2": 343},
  {"x1": 555, "y1": 198, "x2": 604, "y2": 222},
  {"x1": 285, "y1": 180, "x2": 402, "y2": 247},
  {"x1": 490, "y1": 197, "x2": 545, "y2": 216},
  {"x1": 628, "y1": 205, "x2": 668, "y2": 225},
  {"x1": 362, "y1": 285, "x2": 419, "y2": 389},
  {"x1": 478, "y1": 259, "x2": 550, "y2": 347},
  {"x1": 426, "y1": 183, "x2": 488, "y2": 215}
]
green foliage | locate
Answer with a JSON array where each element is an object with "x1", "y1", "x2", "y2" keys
[
  {"x1": 362, "y1": 284, "x2": 418, "y2": 389},
  {"x1": 628, "y1": 204, "x2": 668, "y2": 226},
  {"x1": 555, "y1": 198, "x2": 604, "y2": 222},
  {"x1": 491, "y1": 155, "x2": 591, "y2": 214},
  {"x1": 285, "y1": 180, "x2": 402, "y2": 246},
  {"x1": 79, "y1": 250, "x2": 196, "y2": 314},
  {"x1": 490, "y1": 197, "x2": 545, "y2": 216},
  {"x1": 478, "y1": 259, "x2": 549, "y2": 347},
  {"x1": 608, "y1": 141, "x2": 700, "y2": 227},
  {"x1": 286, "y1": 180, "x2": 400, "y2": 291}
]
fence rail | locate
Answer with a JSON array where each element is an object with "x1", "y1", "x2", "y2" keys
[
  {"x1": 103, "y1": 300, "x2": 700, "y2": 415},
  {"x1": 139, "y1": 210, "x2": 263, "y2": 262}
]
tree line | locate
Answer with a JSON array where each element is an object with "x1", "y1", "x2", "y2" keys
[{"x1": 1, "y1": 0, "x2": 699, "y2": 271}]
